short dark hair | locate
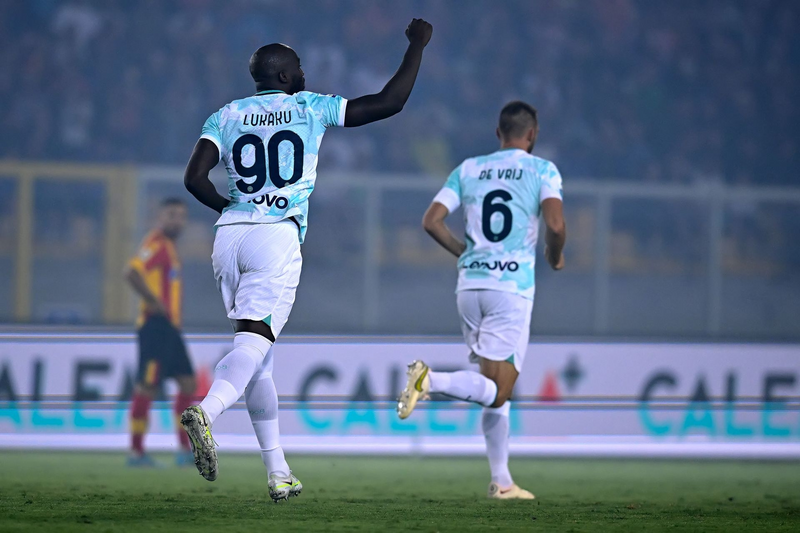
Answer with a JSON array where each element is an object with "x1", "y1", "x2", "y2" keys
[
  {"x1": 161, "y1": 197, "x2": 185, "y2": 208},
  {"x1": 250, "y1": 43, "x2": 298, "y2": 83},
  {"x1": 498, "y1": 101, "x2": 538, "y2": 139}
]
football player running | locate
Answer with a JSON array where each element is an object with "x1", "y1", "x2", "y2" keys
[
  {"x1": 181, "y1": 19, "x2": 433, "y2": 501},
  {"x1": 397, "y1": 101, "x2": 566, "y2": 500}
]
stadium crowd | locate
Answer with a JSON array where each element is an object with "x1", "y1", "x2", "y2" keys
[{"x1": 2, "y1": 0, "x2": 798, "y2": 185}]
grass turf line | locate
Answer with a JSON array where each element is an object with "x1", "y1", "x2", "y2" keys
[{"x1": 0, "y1": 451, "x2": 799, "y2": 532}]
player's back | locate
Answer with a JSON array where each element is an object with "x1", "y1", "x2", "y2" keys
[
  {"x1": 442, "y1": 148, "x2": 563, "y2": 299},
  {"x1": 200, "y1": 90, "x2": 346, "y2": 242}
]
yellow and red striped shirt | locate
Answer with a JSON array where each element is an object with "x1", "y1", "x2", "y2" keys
[{"x1": 129, "y1": 230, "x2": 182, "y2": 328}]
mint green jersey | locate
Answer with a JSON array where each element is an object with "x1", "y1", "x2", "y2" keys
[
  {"x1": 433, "y1": 148, "x2": 563, "y2": 300},
  {"x1": 200, "y1": 90, "x2": 347, "y2": 243}
]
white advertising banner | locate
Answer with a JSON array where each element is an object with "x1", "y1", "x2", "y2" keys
[{"x1": 0, "y1": 334, "x2": 798, "y2": 457}]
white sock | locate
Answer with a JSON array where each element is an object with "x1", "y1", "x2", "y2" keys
[
  {"x1": 482, "y1": 401, "x2": 513, "y2": 488},
  {"x1": 199, "y1": 332, "x2": 271, "y2": 425},
  {"x1": 428, "y1": 370, "x2": 498, "y2": 407},
  {"x1": 245, "y1": 347, "x2": 290, "y2": 477}
]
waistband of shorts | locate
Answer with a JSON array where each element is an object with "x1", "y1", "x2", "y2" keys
[
  {"x1": 455, "y1": 285, "x2": 535, "y2": 300},
  {"x1": 217, "y1": 217, "x2": 300, "y2": 230}
]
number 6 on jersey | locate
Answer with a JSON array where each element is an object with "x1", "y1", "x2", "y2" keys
[{"x1": 482, "y1": 190, "x2": 513, "y2": 242}]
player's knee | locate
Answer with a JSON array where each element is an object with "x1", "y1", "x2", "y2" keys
[
  {"x1": 490, "y1": 393, "x2": 510, "y2": 408},
  {"x1": 231, "y1": 331, "x2": 273, "y2": 370}
]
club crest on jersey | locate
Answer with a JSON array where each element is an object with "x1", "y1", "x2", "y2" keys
[
  {"x1": 249, "y1": 193, "x2": 289, "y2": 210},
  {"x1": 464, "y1": 260, "x2": 519, "y2": 272}
]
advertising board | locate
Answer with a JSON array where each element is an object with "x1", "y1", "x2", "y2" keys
[{"x1": 1, "y1": 334, "x2": 798, "y2": 457}]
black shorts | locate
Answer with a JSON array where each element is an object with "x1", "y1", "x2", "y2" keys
[{"x1": 137, "y1": 315, "x2": 193, "y2": 387}]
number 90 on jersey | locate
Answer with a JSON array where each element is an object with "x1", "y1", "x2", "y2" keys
[{"x1": 232, "y1": 131, "x2": 305, "y2": 194}]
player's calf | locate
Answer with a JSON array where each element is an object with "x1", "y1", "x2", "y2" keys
[
  {"x1": 488, "y1": 383, "x2": 514, "y2": 408},
  {"x1": 478, "y1": 358, "x2": 518, "y2": 407},
  {"x1": 399, "y1": 360, "x2": 504, "y2": 417}
]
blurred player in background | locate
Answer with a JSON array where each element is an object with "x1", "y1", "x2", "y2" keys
[
  {"x1": 397, "y1": 101, "x2": 566, "y2": 500},
  {"x1": 125, "y1": 197, "x2": 195, "y2": 467},
  {"x1": 181, "y1": 19, "x2": 433, "y2": 500}
]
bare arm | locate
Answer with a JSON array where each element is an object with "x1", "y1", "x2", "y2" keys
[
  {"x1": 184, "y1": 139, "x2": 229, "y2": 214},
  {"x1": 124, "y1": 266, "x2": 167, "y2": 315},
  {"x1": 343, "y1": 19, "x2": 433, "y2": 127},
  {"x1": 422, "y1": 202, "x2": 465, "y2": 258},
  {"x1": 541, "y1": 198, "x2": 566, "y2": 270}
]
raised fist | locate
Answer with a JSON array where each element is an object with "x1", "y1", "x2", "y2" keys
[{"x1": 406, "y1": 18, "x2": 433, "y2": 47}]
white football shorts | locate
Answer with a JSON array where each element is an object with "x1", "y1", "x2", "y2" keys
[
  {"x1": 212, "y1": 220, "x2": 302, "y2": 337},
  {"x1": 457, "y1": 289, "x2": 533, "y2": 373}
]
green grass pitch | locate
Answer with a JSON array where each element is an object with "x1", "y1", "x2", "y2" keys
[{"x1": 1, "y1": 451, "x2": 799, "y2": 532}]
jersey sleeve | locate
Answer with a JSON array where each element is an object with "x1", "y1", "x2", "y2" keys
[
  {"x1": 129, "y1": 239, "x2": 167, "y2": 274},
  {"x1": 432, "y1": 164, "x2": 463, "y2": 213},
  {"x1": 539, "y1": 161, "x2": 563, "y2": 203},
  {"x1": 200, "y1": 110, "x2": 223, "y2": 161},
  {"x1": 304, "y1": 92, "x2": 348, "y2": 128}
]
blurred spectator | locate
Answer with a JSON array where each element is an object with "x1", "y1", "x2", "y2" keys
[{"x1": 0, "y1": 0, "x2": 797, "y2": 185}]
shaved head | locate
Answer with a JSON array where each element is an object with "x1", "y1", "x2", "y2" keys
[{"x1": 249, "y1": 43, "x2": 305, "y2": 94}]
